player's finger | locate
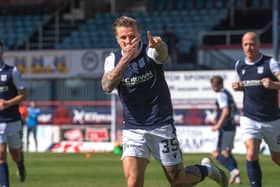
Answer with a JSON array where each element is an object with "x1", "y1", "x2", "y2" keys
[
  {"x1": 130, "y1": 37, "x2": 140, "y2": 48},
  {"x1": 131, "y1": 36, "x2": 140, "y2": 45},
  {"x1": 147, "y1": 31, "x2": 155, "y2": 46},
  {"x1": 153, "y1": 36, "x2": 162, "y2": 43}
]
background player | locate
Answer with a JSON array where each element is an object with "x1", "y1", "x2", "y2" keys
[
  {"x1": 26, "y1": 101, "x2": 40, "y2": 152},
  {"x1": 210, "y1": 75, "x2": 241, "y2": 185},
  {"x1": 102, "y1": 15, "x2": 228, "y2": 187},
  {"x1": 0, "y1": 41, "x2": 27, "y2": 186},
  {"x1": 232, "y1": 32, "x2": 280, "y2": 187}
]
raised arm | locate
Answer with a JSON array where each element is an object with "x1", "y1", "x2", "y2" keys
[
  {"x1": 102, "y1": 37, "x2": 140, "y2": 93},
  {"x1": 147, "y1": 31, "x2": 168, "y2": 63},
  {"x1": 101, "y1": 55, "x2": 131, "y2": 93}
]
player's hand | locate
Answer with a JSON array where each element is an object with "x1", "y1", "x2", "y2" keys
[
  {"x1": 122, "y1": 37, "x2": 140, "y2": 62},
  {"x1": 147, "y1": 31, "x2": 163, "y2": 50},
  {"x1": 211, "y1": 125, "x2": 220, "y2": 132},
  {"x1": 0, "y1": 99, "x2": 6, "y2": 111},
  {"x1": 232, "y1": 81, "x2": 243, "y2": 91},
  {"x1": 147, "y1": 31, "x2": 168, "y2": 62},
  {"x1": 261, "y1": 78, "x2": 273, "y2": 89}
]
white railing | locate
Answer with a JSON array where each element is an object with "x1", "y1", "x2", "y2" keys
[
  {"x1": 198, "y1": 21, "x2": 272, "y2": 47},
  {"x1": 24, "y1": 0, "x2": 70, "y2": 49}
]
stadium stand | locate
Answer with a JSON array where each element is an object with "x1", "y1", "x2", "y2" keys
[
  {"x1": 55, "y1": 8, "x2": 228, "y2": 56},
  {"x1": 2, "y1": 0, "x2": 274, "y2": 63},
  {"x1": 0, "y1": 0, "x2": 277, "y2": 101},
  {"x1": 0, "y1": 15, "x2": 48, "y2": 49},
  {"x1": 0, "y1": 1, "x2": 278, "y2": 162},
  {"x1": 1, "y1": 0, "x2": 275, "y2": 51},
  {"x1": 51, "y1": 0, "x2": 230, "y2": 64}
]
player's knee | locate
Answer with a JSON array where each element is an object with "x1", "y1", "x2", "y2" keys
[
  {"x1": 126, "y1": 178, "x2": 140, "y2": 187},
  {"x1": 246, "y1": 149, "x2": 258, "y2": 160},
  {"x1": 126, "y1": 174, "x2": 143, "y2": 187},
  {"x1": 126, "y1": 181, "x2": 137, "y2": 187}
]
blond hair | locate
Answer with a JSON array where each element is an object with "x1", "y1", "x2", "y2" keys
[{"x1": 112, "y1": 16, "x2": 141, "y2": 34}]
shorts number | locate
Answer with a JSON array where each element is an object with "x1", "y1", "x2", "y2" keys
[{"x1": 161, "y1": 138, "x2": 179, "y2": 153}]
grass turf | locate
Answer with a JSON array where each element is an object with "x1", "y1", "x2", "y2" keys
[{"x1": 7, "y1": 152, "x2": 279, "y2": 187}]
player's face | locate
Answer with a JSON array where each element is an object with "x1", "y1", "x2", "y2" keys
[
  {"x1": 242, "y1": 35, "x2": 260, "y2": 62},
  {"x1": 211, "y1": 82, "x2": 221, "y2": 92},
  {"x1": 115, "y1": 25, "x2": 140, "y2": 50}
]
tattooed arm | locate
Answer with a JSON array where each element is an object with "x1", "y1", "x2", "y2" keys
[
  {"x1": 101, "y1": 55, "x2": 131, "y2": 93},
  {"x1": 102, "y1": 37, "x2": 140, "y2": 93}
]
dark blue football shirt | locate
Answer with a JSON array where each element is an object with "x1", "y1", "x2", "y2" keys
[
  {"x1": 0, "y1": 63, "x2": 26, "y2": 122},
  {"x1": 104, "y1": 42, "x2": 173, "y2": 129},
  {"x1": 215, "y1": 88, "x2": 237, "y2": 131},
  {"x1": 235, "y1": 53, "x2": 280, "y2": 122}
]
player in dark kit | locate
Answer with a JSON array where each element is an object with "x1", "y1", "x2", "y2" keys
[
  {"x1": 102, "y1": 16, "x2": 228, "y2": 187},
  {"x1": 232, "y1": 32, "x2": 280, "y2": 187},
  {"x1": 210, "y1": 75, "x2": 241, "y2": 185},
  {"x1": 0, "y1": 41, "x2": 27, "y2": 187}
]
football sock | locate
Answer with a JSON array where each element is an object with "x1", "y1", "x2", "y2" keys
[
  {"x1": 16, "y1": 153, "x2": 24, "y2": 169},
  {"x1": 196, "y1": 165, "x2": 208, "y2": 181},
  {"x1": 184, "y1": 165, "x2": 208, "y2": 182},
  {"x1": 247, "y1": 160, "x2": 262, "y2": 187},
  {"x1": 0, "y1": 163, "x2": 9, "y2": 187},
  {"x1": 224, "y1": 155, "x2": 237, "y2": 171},
  {"x1": 231, "y1": 155, "x2": 238, "y2": 168},
  {"x1": 216, "y1": 154, "x2": 235, "y2": 171}
]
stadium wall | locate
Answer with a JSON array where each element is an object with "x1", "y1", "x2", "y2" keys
[
  {"x1": 21, "y1": 70, "x2": 252, "y2": 154},
  {"x1": 198, "y1": 45, "x2": 275, "y2": 69},
  {"x1": 26, "y1": 125, "x2": 270, "y2": 155},
  {"x1": 4, "y1": 48, "x2": 115, "y2": 79}
]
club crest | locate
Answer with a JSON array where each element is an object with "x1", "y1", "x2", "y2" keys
[
  {"x1": 1, "y1": 75, "x2": 7, "y2": 82},
  {"x1": 257, "y1": 66, "x2": 264, "y2": 74}
]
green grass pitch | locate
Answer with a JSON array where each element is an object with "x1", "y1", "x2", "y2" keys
[{"x1": 7, "y1": 152, "x2": 279, "y2": 187}]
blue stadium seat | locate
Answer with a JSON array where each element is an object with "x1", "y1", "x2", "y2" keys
[
  {"x1": 0, "y1": 15, "x2": 48, "y2": 49},
  {"x1": 57, "y1": 7, "x2": 228, "y2": 53}
]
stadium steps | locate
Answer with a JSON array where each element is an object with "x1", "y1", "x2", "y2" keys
[
  {"x1": 0, "y1": 15, "x2": 48, "y2": 49},
  {"x1": 55, "y1": 8, "x2": 228, "y2": 55},
  {"x1": 21, "y1": 1, "x2": 85, "y2": 50},
  {"x1": 25, "y1": 17, "x2": 84, "y2": 49}
]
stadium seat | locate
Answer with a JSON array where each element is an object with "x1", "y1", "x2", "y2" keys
[
  {"x1": 56, "y1": 5, "x2": 228, "y2": 53},
  {"x1": 0, "y1": 15, "x2": 49, "y2": 49}
]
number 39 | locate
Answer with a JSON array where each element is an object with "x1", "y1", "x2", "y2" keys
[{"x1": 161, "y1": 138, "x2": 179, "y2": 153}]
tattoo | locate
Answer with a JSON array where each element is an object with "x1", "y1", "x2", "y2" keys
[
  {"x1": 171, "y1": 164, "x2": 181, "y2": 178},
  {"x1": 103, "y1": 75, "x2": 119, "y2": 89},
  {"x1": 184, "y1": 165, "x2": 202, "y2": 178},
  {"x1": 102, "y1": 57, "x2": 130, "y2": 92}
]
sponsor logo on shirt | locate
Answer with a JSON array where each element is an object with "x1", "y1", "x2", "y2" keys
[
  {"x1": 122, "y1": 70, "x2": 154, "y2": 86},
  {"x1": 0, "y1": 86, "x2": 8, "y2": 92}
]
